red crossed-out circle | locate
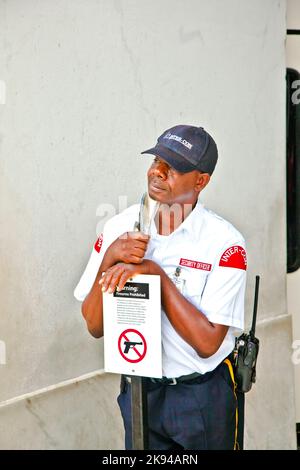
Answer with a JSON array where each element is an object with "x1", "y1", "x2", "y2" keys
[{"x1": 118, "y1": 329, "x2": 147, "y2": 363}]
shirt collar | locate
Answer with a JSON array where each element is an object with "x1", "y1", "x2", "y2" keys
[
  {"x1": 150, "y1": 197, "x2": 205, "y2": 240},
  {"x1": 179, "y1": 197, "x2": 205, "y2": 238}
]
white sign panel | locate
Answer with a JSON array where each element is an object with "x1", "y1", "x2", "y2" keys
[{"x1": 103, "y1": 274, "x2": 162, "y2": 378}]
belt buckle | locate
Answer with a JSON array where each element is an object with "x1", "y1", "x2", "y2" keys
[{"x1": 168, "y1": 378, "x2": 177, "y2": 385}]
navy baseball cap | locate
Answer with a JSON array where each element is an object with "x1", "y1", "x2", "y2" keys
[{"x1": 141, "y1": 125, "x2": 218, "y2": 175}]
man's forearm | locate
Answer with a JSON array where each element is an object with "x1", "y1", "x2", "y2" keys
[
  {"x1": 149, "y1": 262, "x2": 228, "y2": 357},
  {"x1": 81, "y1": 251, "x2": 116, "y2": 338}
]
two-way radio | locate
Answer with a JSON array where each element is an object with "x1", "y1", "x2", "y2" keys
[{"x1": 234, "y1": 275, "x2": 260, "y2": 393}]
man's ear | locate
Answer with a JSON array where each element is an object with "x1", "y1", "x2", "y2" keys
[{"x1": 195, "y1": 172, "x2": 210, "y2": 192}]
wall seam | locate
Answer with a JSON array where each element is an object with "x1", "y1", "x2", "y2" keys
[
  {"x1": 0, "y1": 313, "x2": 292, "y2": 409},
  {"x1": 0, "y1": 368, "x2": 107, "y2": 410},
  {"x1": 255, "y1": 313, "x2": 291, "y2": 328}
]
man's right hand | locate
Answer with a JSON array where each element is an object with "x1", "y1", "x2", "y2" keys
[{"x1": 104, "y1": 231, "x2": 150, "y2": 266}]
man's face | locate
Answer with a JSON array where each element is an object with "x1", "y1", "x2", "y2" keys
[{"x1": 147, "y1": 156, "x2": 210, "y2": 206}]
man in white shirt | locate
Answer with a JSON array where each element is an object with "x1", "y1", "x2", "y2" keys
[{"x1": 74, "y1": 125, "x2": 247, "y2": 450}]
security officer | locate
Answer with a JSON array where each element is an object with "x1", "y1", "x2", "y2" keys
[{"x1": 74, "y1": 125, "x2": 247, "y2": 450}]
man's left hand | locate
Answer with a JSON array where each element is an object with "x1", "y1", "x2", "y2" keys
[{"x1": 99, "y1": 259, "x2": 160, "y2": 293}]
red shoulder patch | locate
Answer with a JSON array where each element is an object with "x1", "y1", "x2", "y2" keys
[
  {"x1": 94, "y1": 234, "x2": 103, "y2": 253},
  {"x1": 219, "y1": 245, "x2": 247, "y2": 270}
]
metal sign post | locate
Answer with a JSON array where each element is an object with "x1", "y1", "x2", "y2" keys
[
  {"x1": 130, "y1": 193, "x2": 159, "y2": 450},
  {"x1": 131, "y1": 376, "x2": 149, "y2": 449}
]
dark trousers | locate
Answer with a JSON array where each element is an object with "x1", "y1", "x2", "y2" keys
[{"x1": 117, "y1": 362, "x2": 244, "y2": 450}]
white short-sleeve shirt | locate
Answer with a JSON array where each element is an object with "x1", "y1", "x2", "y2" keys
[{"x1": 74, "y1": 199, "x2": 247, "y2": 377}]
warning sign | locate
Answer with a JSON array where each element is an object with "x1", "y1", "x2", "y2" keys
[
  {"x1": 103, "y1": 274, "x2": 162, "y2": 378},
  {"x1": 118, "y1": 329, "x2": 147, "y2": 363},
  {"x1": 114, "y1": 282, "x2": 149, "y2": 299}
]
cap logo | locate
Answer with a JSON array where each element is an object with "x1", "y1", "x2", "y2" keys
[{"x1": 163, "y1": 133, "x2": 193, "y2": 150}]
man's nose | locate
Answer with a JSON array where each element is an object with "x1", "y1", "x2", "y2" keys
[{"x1": 151, "y1": 162, "x2": 168, "y2": 179}]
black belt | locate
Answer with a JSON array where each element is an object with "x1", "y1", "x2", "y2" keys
[
  {"x1": 124, "y1": 365, "x2": 223, "y2": 386},
  {"x1": 149, "y1": 372, "x2": 202, "y2": 385}
]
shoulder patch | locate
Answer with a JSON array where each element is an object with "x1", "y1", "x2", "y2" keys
[
  {"x1": 94, "y1": 234, "x2": 103, "y2": 253},
  {"x1": 219, "y1": 245, "x2": 247, "y2": 270}
]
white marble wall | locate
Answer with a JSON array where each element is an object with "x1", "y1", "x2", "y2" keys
[
  {"x1": 0, "y1": 0, "x2": 296, "y2": 449},
  {"x1": 0, "y1": 373, "x2": 124, "y2": 449},
  {"x1": 245, "y1": 317, "x2": 296, "y2": 449}
]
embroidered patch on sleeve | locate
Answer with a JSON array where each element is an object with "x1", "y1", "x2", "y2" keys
[
  {"x1": 219, "y1": 245, "x2": 247, "y2": 270},
  {"x1": 94, "y1": 234, "x2": 103, "y2": 253}
]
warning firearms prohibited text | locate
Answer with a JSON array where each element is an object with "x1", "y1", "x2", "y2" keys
[{"x1": 103, "y1": 274, "x2": 162, "y2": 378}]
